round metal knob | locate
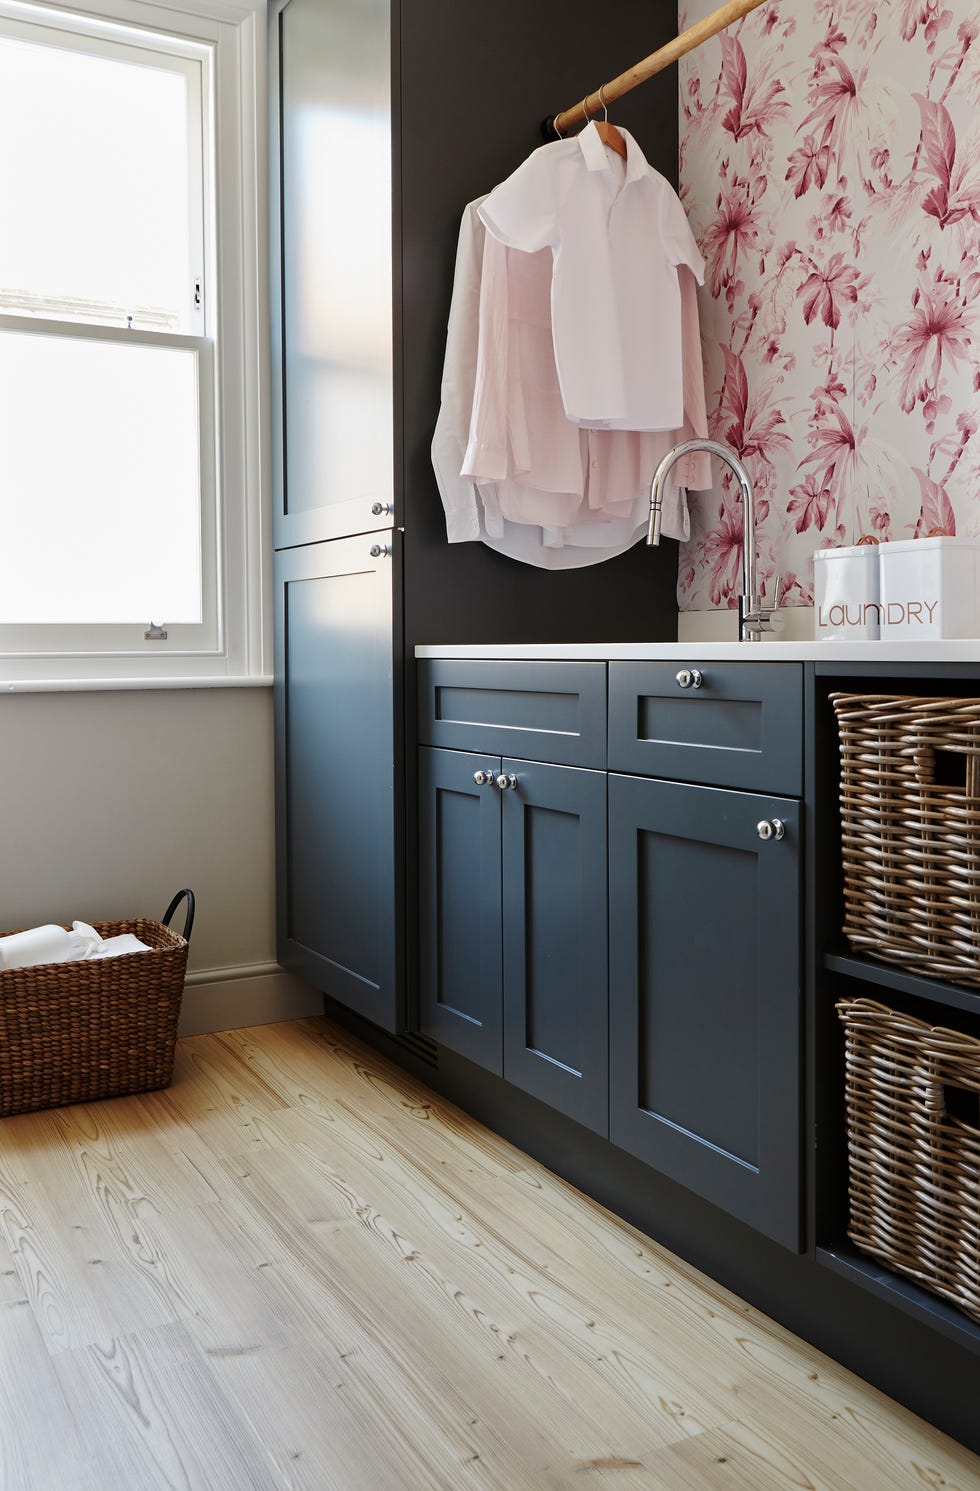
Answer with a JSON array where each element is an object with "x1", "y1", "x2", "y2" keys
[
  {"x1": 676, "y1": 669, "x2": 703, "y2": 690},
  {"x1": 473, "y1": 770, "x2": 490, "y2": 786},
  {"x1": 369, "y1": 543, "x2": 391, "y2": 559},
  {"x1": 757, "y1": 819, "x2": 785, "y2": 841},
  {"x1": 370, "y1": 501, "x2": 392, "y2": 517},
  {"x1": 495, "y1": 773, "x2": 518, "y2": 790}
]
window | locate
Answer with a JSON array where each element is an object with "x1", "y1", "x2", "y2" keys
[{"x1": 0, "y1": 0, "x2": 268, "y2": 686}]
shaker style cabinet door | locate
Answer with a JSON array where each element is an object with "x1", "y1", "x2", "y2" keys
[
  {"x1": 608, "y1": 773, "x2": 802, "y2": 1250},
  {"x1": 418, "y1": 748, "x2": 504, "y2": 1072},
  {"x1": 271, "y1": 0, "x2": 395, "y2": 548},
  {"x1": 501, "y1": 761, "x2": 608, "y2": 1136},
  {"x1": 274, "y1": 535, "x2": 402, "y2": 1032}
]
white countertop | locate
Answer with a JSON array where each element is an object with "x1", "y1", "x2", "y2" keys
[{"x1": 415, "y1": 640, "x2": 980, "y2": 662}]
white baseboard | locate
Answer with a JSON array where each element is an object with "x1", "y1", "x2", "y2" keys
[{"x1": 178, "y1": 961, "x2": 323, "y2": 1037}]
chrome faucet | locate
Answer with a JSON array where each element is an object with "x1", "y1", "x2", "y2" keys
[{"x1": 647, "y1": 438, "x2": 780, "y2": 643}]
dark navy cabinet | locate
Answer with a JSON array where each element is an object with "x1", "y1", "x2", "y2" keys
[
  {"x1": 418, "y1": 747, "x2": 503, "y2": 1071},
  {"x1": 502, "y1": 759, "x2": 608, "y2": 1134},
  {"x1": 274, "y1": 536, "x2": 403, "y2": 1033},
  {"x1": 418, "y1": 658, "x2": 803, "y2": 1246},
  {"x1": 608, "y1": 661, "x2": 803, "y2": 795},
  {"x1": 419, "y1": 747, "x2": 609, "y2": 1135},
  {"x1": 608, "y1": 772, "x2": 802, "y2": 1250}
]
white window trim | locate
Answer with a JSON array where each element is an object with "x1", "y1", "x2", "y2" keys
[{"x1": 0, "y1": 0, "x2": 271, "y2": 690}]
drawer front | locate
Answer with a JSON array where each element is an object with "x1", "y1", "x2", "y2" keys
[
  {"x1": 608, "y1": 662, "x2": 803, "y2": 794},
  {"x1": 419, "y1": 660, "x2": 607, "y2": 768}
]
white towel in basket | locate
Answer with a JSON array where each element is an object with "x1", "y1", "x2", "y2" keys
[{"x1": 0, "y1": 921, "x2": 151, "y2": 971}]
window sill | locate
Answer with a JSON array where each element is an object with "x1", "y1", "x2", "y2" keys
[{"x1": 0, "y1": 674, "x2": 273, "y2": 694}]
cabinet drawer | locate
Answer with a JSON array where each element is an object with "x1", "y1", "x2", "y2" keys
[
  {"x1": 419, "y1": 660, "x2": 606, "y2": 768},
  {"x1": 608, "y1": 662, "x2": 803, "y2": 794}
]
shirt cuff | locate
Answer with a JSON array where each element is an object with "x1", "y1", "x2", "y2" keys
[{"x1": 462, "y1": 440, "x2": 509, "y2": 483}]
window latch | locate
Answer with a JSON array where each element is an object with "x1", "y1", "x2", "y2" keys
[{"x1": 144, "y1": 623, "x2": 168, "y2": 640}]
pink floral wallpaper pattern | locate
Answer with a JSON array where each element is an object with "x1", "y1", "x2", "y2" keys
[{"x1": 677, "y1": 0, "x2": 980, "y2": 611}]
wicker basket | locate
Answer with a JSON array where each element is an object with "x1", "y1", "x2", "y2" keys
[
  {"x1": 838, "y1": 996, "x2": 980, "y2": 1323},
  {"x1": 0, "y1": 890, "x2": 194, "y2": 1119},
  {"x1": 832, "y1": 693, "x2": 980, "y2": 986}
]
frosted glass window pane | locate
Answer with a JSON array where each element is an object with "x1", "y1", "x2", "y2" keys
[
  {"x1": 0, "y1": 331, "x2": 202, "y2": 624},
  {"x1": 0, "y1": 36, "x2": 192, "y2": 331}
]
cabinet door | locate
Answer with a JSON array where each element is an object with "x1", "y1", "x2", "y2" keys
[
  {"x1": 418, "y1": 748, "x2": 503, "y2": 1073},
  {"x1": 502, "y1": 761, "x2": 608, "y2": 1135},
  {"x1": 270, "y1": 0, "x2": 394, "y2": 548},
  {"x1": 274, "y1": 535, "x2": 401, "y2": 1031},
  {"x1": 608, "y1": 774, "x2": 801, "y2": 1249}
]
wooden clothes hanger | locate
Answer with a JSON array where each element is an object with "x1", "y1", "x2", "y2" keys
[{"x1": 590, "y1": 86, "x2": 627, "y2": 160}]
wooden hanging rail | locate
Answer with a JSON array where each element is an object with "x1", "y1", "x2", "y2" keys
[{"x1": 546, "y1": 0, "x2": 768, "y2": 138}]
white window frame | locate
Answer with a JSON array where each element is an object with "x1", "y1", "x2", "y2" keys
[{"x1": 0, "y1": 0, "x2": 270, "y2": 689}]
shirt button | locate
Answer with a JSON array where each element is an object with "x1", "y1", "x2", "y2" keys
[{"x1": 592, "y1": 459, "x2": 599, "y2": 469}]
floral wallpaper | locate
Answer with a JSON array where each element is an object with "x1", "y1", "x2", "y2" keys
[{"x1": 677, "y1": 0, "x2": 980, "y2": 611}]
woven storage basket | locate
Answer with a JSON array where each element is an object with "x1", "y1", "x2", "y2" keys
[
  {"x1": 0, "y1": 890, "x2": 194, "y2": 1119},
  {"x1": 838, "y1": 996, "x2": 980, "y2": 1323},
  {"x1": 832, "y1": 693, "x2": 980, "y2": 986}
]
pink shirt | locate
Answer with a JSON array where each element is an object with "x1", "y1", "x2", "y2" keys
[
  {"x1": 459, "y1": 218, "x2": 711, "y2": 522},
  {"x1": 479, "y1": 123, "x2": 705, "y2": 431},
  {"x1": 430, "y1": 200, "x2": 710, "y2": 568}
]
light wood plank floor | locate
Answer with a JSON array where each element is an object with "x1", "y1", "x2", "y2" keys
[{"x1": 0, "y1": 1017, "x2": 978, "y2": 1490}]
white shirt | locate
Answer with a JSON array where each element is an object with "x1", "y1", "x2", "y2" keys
[
  {"x1": 479, "y1": 123, "x2": 705, "y2": 431},
  {"x1": 430, "y1": 201, "x2": 710, "y2": 569},
  {"x1": 460, "y1": 211, "x2": 711, "y2": 522}
]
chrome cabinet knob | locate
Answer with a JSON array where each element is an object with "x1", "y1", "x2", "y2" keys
[
  {"x1": 369, "y1": 543, "x2": 391, "y2": 559},
  {"x1": 473, "y1": 770, "x2": 490, "y2": 786},
  {"x1": 757, "y1": 818, "x2": 785, "y2": 841},
  {"x1": 370, "y1": 501, "x2": 392, "y2": 517},
  {"x1": 495, "y1": 773, "x2": 518, "y2": 790},
  {"x1": 676, "y1": 668, "x2": 703, "y2": 689}
]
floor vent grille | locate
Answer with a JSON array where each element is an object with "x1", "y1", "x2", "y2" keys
[{"x1": 395, "y1": 1030, "x2": 440, "y2": 1070}]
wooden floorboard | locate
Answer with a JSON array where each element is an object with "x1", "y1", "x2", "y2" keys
[{"x1": 0, "y1": 1014, "x2": 977, "y2": 1490}]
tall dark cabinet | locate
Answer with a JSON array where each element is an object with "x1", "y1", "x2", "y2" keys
[{"x1": 271, "y1": 0, "x2": 683, "y2": 1033}]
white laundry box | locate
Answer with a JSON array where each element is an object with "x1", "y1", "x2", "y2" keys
[
  {"x1": 878, "y1": 536, "x2": 980, "y2": 639},
  {"x1": 813, "y1": 544, "x2": 881, "y2": 640}
]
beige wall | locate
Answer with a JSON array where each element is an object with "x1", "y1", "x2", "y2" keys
[{"x1": 0, "y1": 686, "x2": 320, "y2": 1030}]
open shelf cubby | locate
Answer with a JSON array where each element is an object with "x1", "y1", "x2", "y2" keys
[{"x1": 824, "y1": 952, "x2": 980, "y2": 1020}]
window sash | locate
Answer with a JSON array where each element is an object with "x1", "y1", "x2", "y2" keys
[
  {"x1": 0, "y1": 311, "x2": 218, "y2": 659},
  {"x1": 0, "y1": 10, "x2": 209, "y2": 337}
]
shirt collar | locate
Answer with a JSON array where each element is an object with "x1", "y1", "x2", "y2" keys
[{"x1": 576, "y1": 121, "x2": 649, "y2": 186}]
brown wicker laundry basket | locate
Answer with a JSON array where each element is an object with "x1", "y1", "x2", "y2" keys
[
  {"x1": 838, "y1": 996, "x2": 980, "y2": 1323},
  {"x1": 832, "y1": 693, "x2": 980, "y2": 986},
  {"x1": 0, "y1": 889, "x2": 194, "y2": 1118}
]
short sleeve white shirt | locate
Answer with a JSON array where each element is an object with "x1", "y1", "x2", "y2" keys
[
  {"x1": 479, "y1": 122, "x2": 704, "y2": 432},
  {"x1": 431, "y1": 200, "x2": 710, "y2": 568}
]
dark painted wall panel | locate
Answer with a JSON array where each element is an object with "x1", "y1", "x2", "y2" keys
[{"x1": 399, "y1": 0, "x2": 682, "y2": 649}]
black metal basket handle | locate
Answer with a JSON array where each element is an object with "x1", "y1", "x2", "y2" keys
[{"x1": 162, "y1": 889, "x2": 195, "y2": 944}]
